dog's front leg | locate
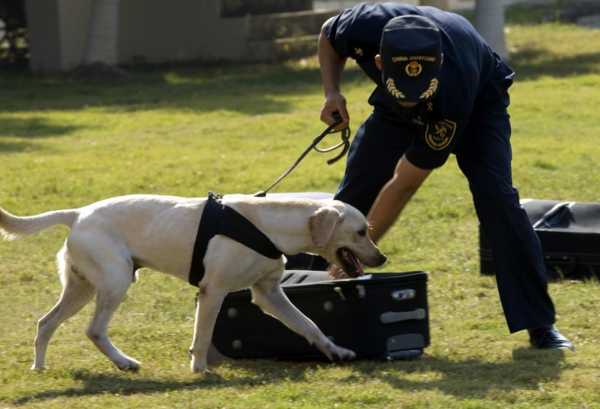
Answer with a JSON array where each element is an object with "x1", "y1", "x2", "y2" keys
[
  {"x1": 251, "y1": 279, "x2": 356, "y2": 361},
  {"x1": 189, "y1": 284, "x2": 227, "y2": 374}
]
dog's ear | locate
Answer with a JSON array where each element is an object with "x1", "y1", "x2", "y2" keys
[{"x1": 309, "y1": 207, "x2": 343, "y2": 248}]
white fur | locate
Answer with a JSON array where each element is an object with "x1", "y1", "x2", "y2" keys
[{"x1": 0, "y1": 194, "x2": 386, "y2": 373}]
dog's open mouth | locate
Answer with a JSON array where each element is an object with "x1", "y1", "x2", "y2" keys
[{"x1": 336, "y1": 247, "x2": 364, "y2": 278}]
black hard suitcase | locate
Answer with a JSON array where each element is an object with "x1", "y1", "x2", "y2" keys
[
  {"x1": 212, "y1": 270, "x2": 429, "y2": 361},
  {"x1": 480, "y1": 199, "x2": 600, "y2": 280}
]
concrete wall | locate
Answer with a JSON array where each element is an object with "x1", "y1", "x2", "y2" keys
[
  {"x1": 118, "y1": 0, "x2": 249, "y2": 64},
  {"x1": 26, "y1": 0, "x2": 94, "y2": 72},
  {"x1": 26, "y1": 0, "x2": 252, "y2": 72},
  {"x1": 59, "y1": 0, "x2": 94, "y2": 69},
  {"x1": 25, "y1": 0, "x2": 62, "y2": 72}
]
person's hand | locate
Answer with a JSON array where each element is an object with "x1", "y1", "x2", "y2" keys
[
  {"x1": 328, "y1": 263, "x2": 349, "y2": 279},
  {"x1": 320, "y1": 92, "x2": 350, "y2": 131}
]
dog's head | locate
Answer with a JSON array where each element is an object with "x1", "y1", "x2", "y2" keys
[{"x1": 309, "y1": 201, "x2": 387, "y2": 277}]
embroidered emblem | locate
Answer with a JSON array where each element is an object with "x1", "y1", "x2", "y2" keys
[
  {"x1": 393, "y1": 56, "x2": 436, "y2": 63},
  {"x1": 386, "y1": 78, "x2": 406, "y2": 99},
  {"x1": 419, "y1": 78, "x2": 439, "y2": 100},
  {"x1": 427, "y1": 101, "x2": 434, "y2": 112},
  {"x1": 354, "y1": 47, "x2": 364, "y2": 57},
  {"x1": 405, "y1": 61, "x2": 423, "y2": 77},
  {"x1": 425, "y1": 119, "x2": 457, "y2": 150}
]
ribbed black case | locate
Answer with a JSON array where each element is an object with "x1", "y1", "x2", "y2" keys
[
  {"x1": 480, "y1": 199, "x2": 600, "y2": 280},
  {"x1": 212, "y1": 270, "x2": 429, "y2": 361}
]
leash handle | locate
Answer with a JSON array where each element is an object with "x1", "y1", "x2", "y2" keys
[
  {"x1": 313, "y1": 112, "x2": 350, "y2": 164},
  {"x1": 254, "y1": 114, "x2": 351, "y2": 197},
  {"x1": 331, "y1": 111, "x2": 344, "y2": 127}
]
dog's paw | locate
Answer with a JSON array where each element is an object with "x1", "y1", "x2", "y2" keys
[
  {"x1": 317, "y1": 338, "x2": 356, "y2": 361},
  {"x1": 31, "y1": 363, "x2": 47, "y2": 371},
  {"x1": 190, "y1": 357, "x2": 210, "y2": 374},
  {"x1": 329, "y1": 345, "x2": 356, "y2": 361},
  {"x1": 116, "y1": 358, "x2": 141, "y2": 372}
]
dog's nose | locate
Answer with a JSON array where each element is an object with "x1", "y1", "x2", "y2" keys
[{"x1": 376, "y1": 253, "x2": 387, "y2": 266}]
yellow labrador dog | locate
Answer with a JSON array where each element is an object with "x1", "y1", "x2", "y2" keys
[{"x1": 0, "y1": 194, "x2": 386, "y2": 373}]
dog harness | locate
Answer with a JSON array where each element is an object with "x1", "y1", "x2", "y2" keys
[{"x1": 188, "y1": 192, "x2": 283, "y2": 287}]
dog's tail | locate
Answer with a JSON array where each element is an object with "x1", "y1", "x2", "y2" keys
[{"x1": 0, "y1": 207, "x2": 78, "y2": 240}]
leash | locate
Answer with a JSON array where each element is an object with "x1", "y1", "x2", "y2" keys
[{"x1": 254, "y1": 113, "x2": 351, "y2": 197}]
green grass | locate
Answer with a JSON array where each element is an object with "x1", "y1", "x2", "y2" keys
[{"x1": 2, "y1": 21, "x2": 600, "y2": 409}]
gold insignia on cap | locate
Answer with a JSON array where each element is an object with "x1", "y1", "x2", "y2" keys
[
  {"x1": 419, "y1": 78, "x2": 439, "y2": 100},
  {"x1": 386, "y1": 78, "x2": 406, "y2": 99},
  {"x1": 354, "y1": 47, "x2": 364, "y2": 57},
  {"x1": 425, "y1": 119, "x2": 457, "y2": 150},
  {"x1": 405, "y1": 61, "x2": 423, "y2": 77}
]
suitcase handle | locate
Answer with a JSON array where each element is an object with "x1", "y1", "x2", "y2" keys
[
  {"x1": 380, "y1": 309, "x2": 427, "y2": 324},
  {"x1": 532, "y1": 202, "x2": 575, "y2": 229}
]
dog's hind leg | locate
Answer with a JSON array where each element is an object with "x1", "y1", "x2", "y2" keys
[
  {"x1": 251, "y1": 275, "x2": 356, "y2": 361},
  {"x1": 189, "y1": 282, "x2": 227, "y2": 374},
  {"x1": 85, "y1": 266, "x2": 140, "y2": 371},
  {"x1": 32, "y1": 245, "x2": 95, "y2": 370},
  {"x1": 64, "y1": 232, "x2": 140, "y2": 371}
]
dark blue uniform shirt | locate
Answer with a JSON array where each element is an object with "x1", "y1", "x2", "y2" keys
[{"x1": 324, "y1": 2, "x2": 515, "y2": 169}]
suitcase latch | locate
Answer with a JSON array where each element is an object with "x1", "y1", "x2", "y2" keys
[
  {"x1": 333, "y1": 285, "x2": 367, "y2": 300},
  {"x1": 391, "y1": 289, "x2": 416, "y2": 301}
]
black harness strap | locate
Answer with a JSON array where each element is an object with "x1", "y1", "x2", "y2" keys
[{"x1": 189, "y1": 192, "x2": 283, "y2": 287}]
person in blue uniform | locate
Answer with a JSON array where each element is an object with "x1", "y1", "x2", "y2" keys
[{"x1": 318, "y1": 3, "x2": 573, "y2": 350}]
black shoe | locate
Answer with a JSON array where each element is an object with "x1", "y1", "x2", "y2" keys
[{"x1": 528, "y1": 325, "x2": 574, "y2": 351}]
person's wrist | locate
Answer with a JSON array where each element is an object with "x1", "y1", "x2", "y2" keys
[{"x1": 324, "y1": 89, "x2": 341, "y2": 99}]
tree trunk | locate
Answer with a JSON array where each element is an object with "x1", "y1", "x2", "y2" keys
[
  {"x1": 83, "y1": 0, "x2": 120, "y2": 65},
  {"x1": 474, "y1": 0, "x2": 508, "y2": 60}
]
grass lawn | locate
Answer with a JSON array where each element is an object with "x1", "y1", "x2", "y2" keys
[{"x1": 1, "y1": 13, "x2": 600, "y2": 409}]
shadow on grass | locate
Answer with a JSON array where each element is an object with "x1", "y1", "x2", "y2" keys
[
  {"x1": 0, "y1": 64, "x2": 366, "y2": 115},
  {"x1": 1, "y1": 44, "x2": 596, "y2": 118},
  {"x1": 0, "y1": 117, "x2": 83, "y2": 138},
  {"x1": 0, "y1": 117, "x2": 85, "y2": 153},
  {"x1": 12, "y1": 347, "x2": 569, "y2": 405},
  {"x1": 511, "y1": 47, "x2": 600, "y2": 81},
  {"x1": 352, "y1": 347, "x2": 570, "y2": 398},
  {"x1": 11, "y1": 361, "x2": 316, "y2": 405}
]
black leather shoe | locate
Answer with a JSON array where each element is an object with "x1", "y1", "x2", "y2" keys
[{"x1": 528, "y1": 325, "x2": 574, "y2": 351}]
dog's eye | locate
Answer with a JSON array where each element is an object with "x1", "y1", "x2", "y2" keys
[{"x1": 357, "y1": 229, "x2": 367, "y2": 237}]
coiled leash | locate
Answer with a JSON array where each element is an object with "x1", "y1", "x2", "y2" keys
[{"x1": 254, "y1": 113, "x2": 351, "y2": 197}]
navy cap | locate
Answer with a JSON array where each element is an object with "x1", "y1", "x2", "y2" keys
[{"x1": 380, "y1": 15, "x2": 442, "y2": 103}]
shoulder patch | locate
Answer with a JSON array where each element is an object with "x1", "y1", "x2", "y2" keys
[{"x1": 425, "y1": 120, "x2": 457, "y2": 151}]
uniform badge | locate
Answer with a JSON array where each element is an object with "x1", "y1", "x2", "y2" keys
[
  {"x1": 386, "y1": 78, "x2": 405, "y2": 99},
  {"x1": 419, "y1": 78, "x2": 439, "y2": 100},
  {"x1": 354, "y1": 47, "x2": 364, "y2": 57},
  {"x1": 425, "y1": 119, "x2": 457, "y2": 150},
  {"x1": 405, "y1": 61, "x2": 423, "y2": 77}
]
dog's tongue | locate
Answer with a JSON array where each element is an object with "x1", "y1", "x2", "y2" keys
[{"x1": 344, "y1": 249, "x2": 364, "y2": 278}]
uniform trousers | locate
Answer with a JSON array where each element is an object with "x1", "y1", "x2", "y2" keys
[{"x1": 334, "y1": 97, "x2": 555, "y2": 333}]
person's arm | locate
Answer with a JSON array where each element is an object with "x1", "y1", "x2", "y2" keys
[
  {"x1": 367, "y1": 156, "x2": 432, "y2": 243},
  {"x1": 318, "y1": 20, "x2": 350, "y2": 129}
]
